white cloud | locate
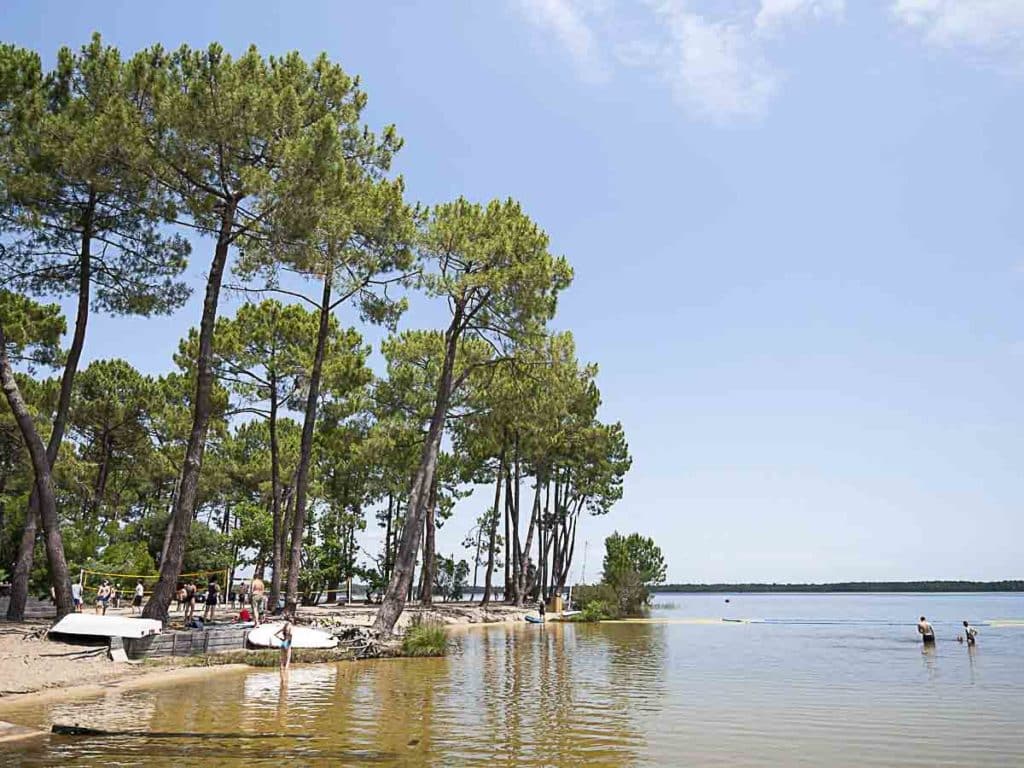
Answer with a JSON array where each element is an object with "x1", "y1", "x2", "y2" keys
[
  {"x1": 515, "y1": 0, "x2": 608, "y2": 80},
  {"x1": 652, "y1": 5, "x2": 780, "y2": 121},
  {"x1": 756, "y1": 0, "x2": 845, "y2": 34},
  {"x1": 892, "y1": 0, "x2": 1024, "y2": 68},
  {"x1": 512, "y1": 0, "x2": 839, "y2": 122}
]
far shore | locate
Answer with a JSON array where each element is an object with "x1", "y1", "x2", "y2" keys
[{"x1": 653, "y1": 581, "x2": 1024, "y2": 594}]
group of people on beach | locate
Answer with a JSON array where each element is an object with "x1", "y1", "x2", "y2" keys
[
  {"x1": 60, "y1": 578, "x2": 146, "y2": 615},
  {"x1": 173, "y1": 576, "x2": 269, "y2": 626},
  {"x1": 917, "y1": 616, "x2": 979, "y2": 646}
]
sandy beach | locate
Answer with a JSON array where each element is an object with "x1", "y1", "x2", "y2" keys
[{"x1": 0, "y1": 597, "x2": 534, "y2": 718}]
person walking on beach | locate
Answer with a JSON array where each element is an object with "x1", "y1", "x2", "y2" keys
[
  {"x1": 251, "y1": 577, "x2": 266, "y2": 626},
  {"x1": 237, "y1": 580, "x2": 248, "y2": 612},
  {"x1": 204, "y1": 578, "x2": 220, "y2": 622},
  {"x1": 917, "y1": 616, "x2": 935, "y2": 644},
  {"x1": 71, "y1": 581, "x2": 83, "y2": 612},
  {"x1": 963, "y1": 620, "x2": 978, "y2": 646},
  {"x1": 183, "y1": 580, "x2": 196, "y2": 621},
  {"x1": 95, "y1": 581, "x2": 111, "y2": 615},
  {"x1": 132, "y1": 580, "x2": 145, "y2": 615},
  {"x1": 274, "y1": 612, "x2": 294, "y2": 675}
]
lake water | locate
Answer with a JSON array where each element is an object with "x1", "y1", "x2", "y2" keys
[{"x1": 3, "y1": 593, "x2": 1023, "y2": 766}]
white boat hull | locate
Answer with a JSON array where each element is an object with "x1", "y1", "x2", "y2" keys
[
  {"x1": 50, "y1": 614, "x2": 162, "y2": 639},
  {"x1": 246, "y1": 623, "x2": 338, "y2": 649}
]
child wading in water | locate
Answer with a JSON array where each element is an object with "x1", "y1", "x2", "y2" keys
[{"x1": 275, "y1": 613, "x2": 294, "y2": 676}]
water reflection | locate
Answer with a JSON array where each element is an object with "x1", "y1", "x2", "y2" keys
[{"x1": 3, "y1": 595, "x2": 1024, "y2": 767}]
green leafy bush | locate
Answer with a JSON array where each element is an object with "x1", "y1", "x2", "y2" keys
[
  {"x1": 401, "y1": 616, "x2": 448, "y2": 657},
  {"x1": 572, "y1": 583, "x2": 620, "y2": 620},
  {"x1": 577, "y1": 600, "x2": 613, "y2": 622}
]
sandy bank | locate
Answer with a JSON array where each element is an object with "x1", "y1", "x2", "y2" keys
[{"x1": 0, "y1": 598, "x2": 536, "y2": 717}]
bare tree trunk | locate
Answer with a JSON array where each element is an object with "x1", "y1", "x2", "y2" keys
[
  {"x1": 285, "y1": 271, "x2": 332, "y2": 613},
  {"x1": 541, "y1": 476, "x2": 550, "y2": 599},
  {"x1": 419, "y1": 476, "x2": 438, "y2": 606},
  {"x1": 471, "y1": 522, "x2": 483, "y2": 600},
  {"x1": 516, "y1": 481, "x2": 541, "y2": 602},
  {"x1": 480, "y1": 453, "x2": 503, "y2": 607},
  {"x1": 7, "y1": 204, "x2": 93, "y2": 620},
  {"x1": 268, "y1": 377, "x2": 285, "y2": 609},
  {"x1": 383, "y1": 494, "x2": 394, "y2": 584},
  {"x1": 503, "y1": 467, "x2": 511, "y2": 602},
  {"x1": 144, "y1": 204, "x2": 234, "y2": 623},
  {"x1": 1, "y1": 323, "x2": 73, "y2": 618},
  {"x1": 372, "y1": 312, "x2": 462, "y2": 636}
]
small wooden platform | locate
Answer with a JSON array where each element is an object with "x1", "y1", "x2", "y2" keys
[{"x1": 123, "y1": 625, "x2": 253, "y2": 660}]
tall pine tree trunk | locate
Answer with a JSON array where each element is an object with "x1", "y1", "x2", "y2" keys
[
  {"x1": 268, "y1": 376, "x2": 284, "y2": 608},
  {"x1": 419, "y1": 476, "x2": 437, "y2": 606},
  {"x1": 285, "y1": 270, "x2": 332, "y2": 612},
  {"x1": 480, "y1": 453, "x2": 503, "y2": 607},
  {"x1": 7, "y1": 205, "x2": 93, "y2": 620},
  {"x1": 1, "y1": 323, "x2": 73, "y2": 618},
  {"x1": 144, "y1": 204, "x2": 234, "y2": 622},
  {"x1": 372, "y1": 312, "x2": 461, "y2": 636}
]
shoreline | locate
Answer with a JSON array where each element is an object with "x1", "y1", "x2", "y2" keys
[{"x1": 0, "y1": 599, "x2": 536, "y2": 725}]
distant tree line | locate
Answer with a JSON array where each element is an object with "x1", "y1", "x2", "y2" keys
[{"x1": 653, "y1": 581, "x2": 1024, "y2": 593}]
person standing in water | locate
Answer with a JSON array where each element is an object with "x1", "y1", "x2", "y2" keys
[
  {"x1": 537, "y1": 598, "x2": 547, "y2": 622},
  {"x1": 917, "y1": 616, "x2": 935, "y2": 644},
  {"x1": 274, "y1": 612, "x2": 294, "y2": 675},
  {"x1": 963, "y1": 620, "x2": 978, "y2": 646}
]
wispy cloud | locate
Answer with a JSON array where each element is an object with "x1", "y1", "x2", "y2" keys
[
  {"x1": 515, "y1": 0, "x2": 609, "y2": 81},
  {"x1": 892, "y1": 0, "x2": 1024, "y2": 70},
  {"x1": 512, "y1": 0, "x2": 841, "y2": 123},
  {"x1": 756, "y1": 0, "x2": 845, "y2": 34},
  {"x1": 651, "y1": 5, "x2": 780, "y2": 121}
]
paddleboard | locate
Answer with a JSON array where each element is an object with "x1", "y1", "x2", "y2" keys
[
  {"x1": 246, "y1": 623, "x2": 338, "y2": 649},
  {"x1": 524, "y1": 615, "x2": 545, "y2": 624},
  {"x1": 50, "y1": 614, "x2": 162, "y2": 639}
]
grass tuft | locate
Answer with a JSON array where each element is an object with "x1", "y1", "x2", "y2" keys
[{"x1": 401, "y1": 617, "x2": 448, "y2": 657}]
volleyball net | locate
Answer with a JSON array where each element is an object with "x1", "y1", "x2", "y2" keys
[{"x1": 79, "y1": 567, "x2": 231, "y2": 601}]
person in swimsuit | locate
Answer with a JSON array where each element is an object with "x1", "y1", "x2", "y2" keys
[
  {"x1": 917, "y1": 616, "x2": 935, "y2": 644},
  {"x1": 95, "y1": 581, "x2": 111, "y2": 615},
  {"x1": 274, "y1": 613, "x2": 294, "y2": 674},
  {"x1": 250, "y1": 577, "x2": 266, "y2": 626},
  {"x1": 204, "y1": 579, "x2": 220, "y2": 622},
  {"x1": 963, "y1": 620, "x2": 978, "y2": 646},
  {"x1": 183, "y1": 581, "x2": 196, "y2": 621}
]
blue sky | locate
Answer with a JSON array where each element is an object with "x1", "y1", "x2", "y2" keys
[{"x1": 3, "y1": 0, "x2": 1023, "y2": 582}]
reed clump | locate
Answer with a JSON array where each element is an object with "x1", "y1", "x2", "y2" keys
[{"x1": 401, "y1": 616, "x2": 448, "y2": 657}]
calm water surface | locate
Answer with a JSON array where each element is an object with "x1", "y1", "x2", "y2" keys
[{"x1": 2, "y1": 593, "x2": 1023, "y2": 766}]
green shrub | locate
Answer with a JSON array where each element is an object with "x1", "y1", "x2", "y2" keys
[
  {"x1": 572, "y1": 583, "x2": 621, "y2": 619},
  {"x1": 401, "y1": 616, "x2": 448, "y2": 657},
  {"x1": 577, "y1": 600, "x2": 613, "y2": 622}
]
